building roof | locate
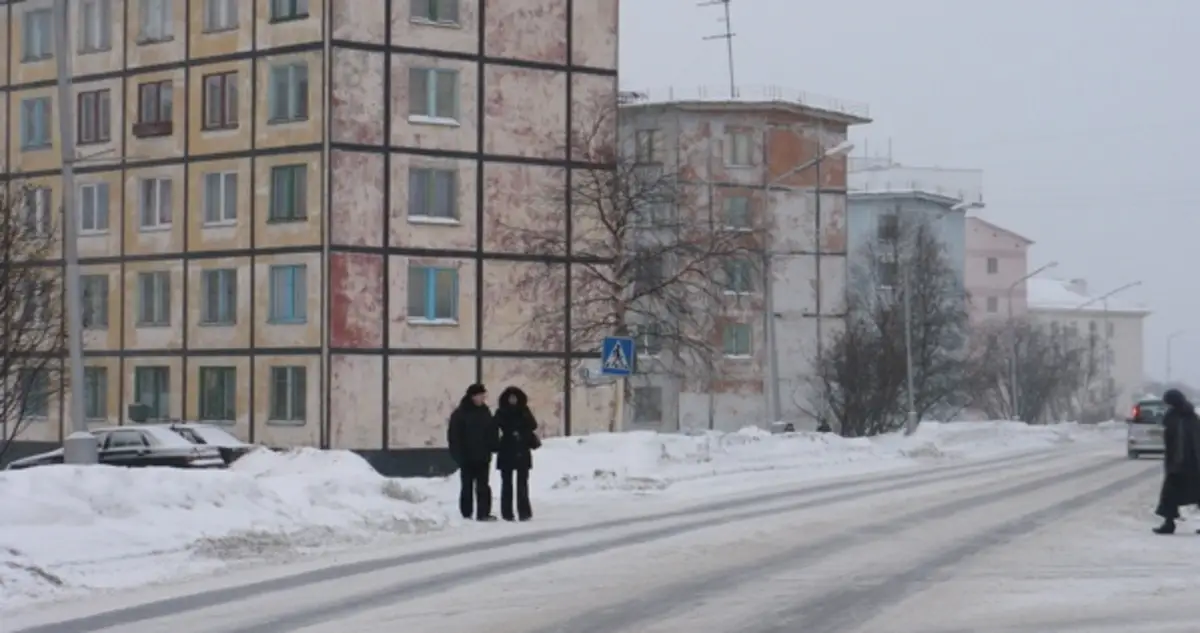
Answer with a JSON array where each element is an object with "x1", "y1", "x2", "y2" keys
[
  {"x1": 848, "y1": 190, "x2": 966, "y2": 208},
  {"x1": 619, "y1": 85, "x2": 872, "y2": 125},
  {"x1": 966, "y1": 216, "x2": 1034, "y2": 245},
  {"x1": 1026, "y1": 277, "x2": 1151, "y2": 316}
]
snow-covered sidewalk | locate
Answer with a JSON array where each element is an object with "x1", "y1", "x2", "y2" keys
[{"x1": 0, "y1": 421, "x2": 1123, "y2": 611}]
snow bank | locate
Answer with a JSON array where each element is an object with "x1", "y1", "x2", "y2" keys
[{"x1": 0, "y1": 421, "x2": 1122, "y2": 610}]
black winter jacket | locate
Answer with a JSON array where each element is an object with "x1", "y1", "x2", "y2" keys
[
  {"x1": 494, "y1": 387, "x2": 539, "y2": 471},
  {"x1": 447, "y1": 396, "x2": 498, "y2": 466}
]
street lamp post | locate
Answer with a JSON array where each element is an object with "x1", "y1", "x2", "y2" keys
[
  {"x1": 1006, "y1": 261, "x2": 1059, "y2": 420},
  {"x1": 1167, "y1": 330, "x2": 1185, "y2": 384},
  {"x1": 762, "y1": 141, "x2": 853, "y2": 425}
]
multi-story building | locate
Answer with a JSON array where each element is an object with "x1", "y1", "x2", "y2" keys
[
  {"x1": 2, "y1": 0, "x2": 619, "y2": 449},
  {"x1": 964, "y1": 216, "x2": 1034, "y2": 322},
  {"x1": 618, "y1": 87, "x2": 871, "y2": 432},
  {"x1": 1026, "y1": 277, "x2": 1149, "y2": 417},
  {"x1": 846, "y1": 162, "x2": 985, "y2": 291}
]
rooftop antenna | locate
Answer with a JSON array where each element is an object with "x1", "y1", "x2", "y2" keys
[{"x1": 699, "y1": 0, "x2": 736, "y2": 98}]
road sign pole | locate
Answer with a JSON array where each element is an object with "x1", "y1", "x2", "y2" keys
[{"x1": 613, "y1": 377, "x2": 626, "y2": 433}]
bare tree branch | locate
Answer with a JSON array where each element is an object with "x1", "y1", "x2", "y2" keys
[{"x1": 0, "y1": 181, "x2": 67, "y2": 462}]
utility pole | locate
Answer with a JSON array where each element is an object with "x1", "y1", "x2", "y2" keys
[
  {"x1": 52, "y1": 0, "x2": 98, "y2": 463},
  {"x1": 699, "y1": 0, "x2": 737, "y2": 98}
]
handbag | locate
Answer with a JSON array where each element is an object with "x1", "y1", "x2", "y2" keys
[{"x1": 528, "y1": 432, "x2": 542, "y2": 451}]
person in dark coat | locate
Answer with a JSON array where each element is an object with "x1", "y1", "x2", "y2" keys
[
  {"x1": 1153, "y1": 389, "x2": 1200, "y2": 534},
  {"x1": 447, "y1": 383, "x2": 499, "y2": 522},
  {"x1": 494, "y1": 386, "x2": 540, "y2": 522}
]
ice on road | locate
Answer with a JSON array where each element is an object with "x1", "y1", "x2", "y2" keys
[{"x1": 7, "y1": 439, "x2": 1195, "y2": 633}]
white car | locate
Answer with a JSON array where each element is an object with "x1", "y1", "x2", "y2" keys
[
  {"x1": 166, "y1": 423, "x2": 259, "y2": 465},
  {"x1": 1127, "y1": 398, "x2": 1168, "y2": 459},
  {"x1": 5, "y1": 425, "x2": 226, "y2": 470}
]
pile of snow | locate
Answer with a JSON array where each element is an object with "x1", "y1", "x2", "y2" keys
[
  {"x1": 0, "y1": 420, "x2": 1123, "y2": 610},
  {"x1": 0, "y1": 448, "x2": 447, "y2": 609}
]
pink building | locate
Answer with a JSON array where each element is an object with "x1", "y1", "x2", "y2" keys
[{"x1": 964, "y1": 217, "x2": 1033, "y2": 322}]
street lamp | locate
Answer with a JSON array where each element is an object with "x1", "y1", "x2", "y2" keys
[
  {"x1": 1167, "y1": 330, "x2": 1185, "y2": 384},
  {"x1": 1006, "y1": 261, "x2": 1059, "y2": 420},
  {"x1": 762, "y1": 141, "x2": 855, "y2": 425}
]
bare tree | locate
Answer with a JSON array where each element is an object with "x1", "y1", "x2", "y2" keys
[
  {"x1": 808, "y1": 212, "x2": 971, "y2": 436},
  {"x1": 492, "y1": 101, "x2": 768, "y2": 428},
  {"x1": 967, "y1": 319, "x2": 1092, "y2": 423},
  {"x1": 0, "y1": 182, "x2": 67, "y2": 462}
]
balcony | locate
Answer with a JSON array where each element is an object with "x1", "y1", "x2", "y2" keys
[{"x1": 132, "y1": 120, "x2": 173, "y2": 139}]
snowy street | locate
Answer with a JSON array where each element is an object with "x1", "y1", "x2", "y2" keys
[{"x1": 7, "y1": 431, "x2": 1194, "y2": 633}]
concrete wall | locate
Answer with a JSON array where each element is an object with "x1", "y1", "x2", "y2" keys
[{"x1": 965, "y1": 217, "x2": 1031, "y2": 323}]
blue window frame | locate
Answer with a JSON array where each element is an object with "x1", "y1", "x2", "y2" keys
[
  {"x1": 268, "y1": 264, "x2": 307, "y2": 323},
  {"x1": 407, "y1": 266, "x2": 458, "y2": 321}
]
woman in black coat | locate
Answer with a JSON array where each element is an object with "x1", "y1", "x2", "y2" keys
[
  {"x1": 1153, "y1": 389, "x2": 1200, "y2": 534},
  {"x1": 494, "y1": 386, "x2": 540, "y2": 522}
]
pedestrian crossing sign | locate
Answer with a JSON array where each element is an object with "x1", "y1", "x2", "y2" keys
[{"x1": 600, "y1": 336, "x2": 635, "y2": 377}]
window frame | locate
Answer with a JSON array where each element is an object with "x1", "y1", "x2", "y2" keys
[
  {"x1": 406, "y1": 265, "x2": 459, "y2": 323},
  {"x1": 202, "y1": 71, "x2": 239, "y2": 130},
  {"x1": 410, "y1": 0, "x2": 459, "y2": 25},
  {"x1": 78, "y1": 0, "x2": 113, "y2": 53},
  {"x1": 18, "y1": 368, "x2": 50, "y2": 419},
  {"x1": 138, "y1": 0, "x2": 175, "y2": 43},
  {"x1": 20, "y1": 97, "x2": 52, "y2": 150},
  {"x1": 268, "y1": 164, "x2": 307, "y2": 221},
  {"x1": 407, "y1": 167, "x2": 458, "y2": 221},
  {"x1": 22, "y1": 8, "x2": 54, "y2": 62},
  {"x1": 267, "y1": 62, "x2": 309, "y2": 123},
  {"x1": 80, "y1": 273, "x2": 110, "y2": 329},
  {"x1": 986, "y1": 257, "x2": 998, "y2": 274},
  {"x1": 133, "y1": 365, "x2": 170, "y2": 420},
  {"x1": 83, "y1": 366, "x2": 109, "y2": 421},
  {"x1": 136, "y1": 271, "x2": 171, "y2": 327},
  {"x1": 198, "y1": 366, "x2": 237, "y2": 423},
  {"x1": 200, "y1": 268, "x2": 238, "y2": 325},
  {"x1": 202, "y1": 0, "x2": 239, "y2": 32},
  {"x1": 22, "y1": 187, "x2": 52, "y2": 237},
  {"x1": 408, "y1": 67, "x2": 459, "y2": 122},
  {"x1": 270, "y1": 0, "x2": 309, "y2": 22},
  {"x1": 723, "y1": 259, "x2": 755, "y2": 295},
  {"x1": 79, "y1": 182, "x2": 111, "y2": 234},
  {"x1": 723, "y1": 195, "x2": 751, "y2": 230},
  {"x1": 77, "y1": 89, "x2": 112, "y2": 145},
  {"x1": 203, "y1": 171, "x2": 238, "y2": 225},
  {"x1": 135, "y1": 80, "x2": 174, "y2": 137},
  {"x1": 722, "y1": 322, "x2": 753, "y2": 357},
  {"x1": 728, "y1": 131, "x2": 753, "y2": 166},
  {"x1": 268, "y1": 264, "x2": 308, "y2": 324},
  {"x1": 268, "y1": 366, "x2": 307, "y2": 423},
  {"x1": 139, "y1": 177, "x2": 173, "y2": 230}
]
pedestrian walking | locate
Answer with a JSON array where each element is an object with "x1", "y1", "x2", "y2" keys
[
  {"x1": 1153, "y1": 389, "x2": 1200, "y2": 534},
  {"x1": 494, "y1": 386, "x2": 541, "y2": 522},
  {"x1": 448, "y1": 383, "x2": 499, "y2": 522}
]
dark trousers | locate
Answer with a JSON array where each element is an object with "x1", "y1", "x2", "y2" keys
[
  {"x1": 459, "y1": 461, "x2": 492, "y2": 520},
  {"x1": 500, "y1": 468, "x2": 532, "y2": 520}
]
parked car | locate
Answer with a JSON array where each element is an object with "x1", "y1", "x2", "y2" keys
[
  {"x1": 1127, "y1": 397, "x2": 1169, "y2": 459},
  {"x1": 166, "y1": 423, "x2": 258, "y2": 465},
  {"x1": 4, "y1": 425, "x2": 226, "y2": 470}
]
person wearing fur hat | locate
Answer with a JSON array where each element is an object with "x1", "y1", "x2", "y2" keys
[
  {"x1": 494, "y1": 386, "x2": 541, "y2": 521},
  {"x1": 1153, "y1": 389, "x2": 1200, "y2": 534},
  {"x1": 447, "y1": 383, "x2": 499, "y2": 521}
]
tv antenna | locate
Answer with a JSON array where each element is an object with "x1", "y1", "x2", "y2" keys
[{"x1": 699, "y1": 0, "x2": 736, "y2": 98}]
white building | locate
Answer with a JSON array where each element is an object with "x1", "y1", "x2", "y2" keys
[{"x1": 1026, "y1": 278, "x2": 1150, "y2": 418}]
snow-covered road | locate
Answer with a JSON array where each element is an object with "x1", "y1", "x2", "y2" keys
[{"x1": 8, "y1": 442, "x2": 1185, "y2": 633}]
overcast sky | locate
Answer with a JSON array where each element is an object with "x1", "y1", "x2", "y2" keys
[{"x1": 620, "y1": 0, "x2": 1200, "y2": 387}]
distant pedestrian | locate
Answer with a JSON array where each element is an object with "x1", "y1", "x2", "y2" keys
[
  {"x1": 1153, "y1": 389, "x2": 1200, "y2": 534},
  {"x1": 494, "y1": 386, "x2": 541, "y2": 522},
  {"x1": 448, "y1": 383, "x2": 499, "y2": 522}
]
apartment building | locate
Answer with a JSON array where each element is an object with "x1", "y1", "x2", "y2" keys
[
  {"x1": 2, "y1": 0, "x2": 619, "y2": 449},
  {"x1": 964, "y1": 217, "x2": 1034, "y2": 322},
  {"x1": 619, "y1": 87, "x2": 871, "y2": 432}
]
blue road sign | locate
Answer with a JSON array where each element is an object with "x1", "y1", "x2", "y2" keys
[{"x1": 600, "y1": 336, "x2": 635, "y2": 377}]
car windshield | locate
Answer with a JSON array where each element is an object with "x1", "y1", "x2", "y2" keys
[
  {"x1": 1135, "y1": 401, "x2": 1169, "y2": 424},
  {"x1": 142, "y1": 426, "x2": 201, "y2": 448}
]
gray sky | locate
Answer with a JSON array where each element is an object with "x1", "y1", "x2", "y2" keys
[{"x1": 620, "y1": 0, "x2": 1200, "y2": 387}]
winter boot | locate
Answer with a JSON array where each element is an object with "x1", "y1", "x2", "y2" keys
[{"x1": 1153, "y1": 519, "x2": 1176, "y2": 535}]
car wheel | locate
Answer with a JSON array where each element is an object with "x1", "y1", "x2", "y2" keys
[{"x1": 1128, "y1": 450, "x2": 1140, "y2": 460}]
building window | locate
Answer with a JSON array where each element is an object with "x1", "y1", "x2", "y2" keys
[
  {"x1": 22, "y1": 187, "x2": 51, "y2": 237},
  {"x1": 877, "y1": 259, "x2": 899, "y2": 288},
  {"x1": 81, "y1": 274, "x2": 109, "y2": 329},
  {"x1": 633, "y1": 255, "x2": 664, "y2": 297},
  {"x1": 202, "y1": 72, "x2": 238, "y2": 130},
  {"x1": 722, "y1": 323, "x2": 752, "y2": 357},
  {"x1": 634, "y1": 129, "x2": 662, "y2": 164},
  {"x1": 986, "y1": 296, "x2": 999, "y2": 313},
  {"x1": 637, "y1": 323, "x2": 664, "y2": 357},
  {"x1": 78, "y1": 0, "x2": 112, "y2": 52},
  {"x1": 22, "y1": 9, "x2": 53, "y2": 61},
  {"x1": 138, "y1": 0, "x2": 174, "y2": 42},
  {"x1": 21, "y1": 280, "x2": 51, "y2": 324},
  {"x1": 986, "y1": 257, "x2": 998, "y2": 274},
  {"x1": 407, "y1": 266, "x2": 458, "y2": 322},
  {"x1": 723, "y1": 259, "x2": 754, "y2": 294},
  {"x1": 728, "y1": 132, "x2": 753, "y2": 166},
  {"x1": 878, "y1": 214, "x2": 900, "y2": 242},
  {"x1": 269, "y1": 165, "x2": 307, "y2": 221},
  {"x1": 198, "y1": 367, "x2": 237, "y2": 422},
  {"x1": 1106, "y1": 321, "x2": 1115, "y2": 337},
  {"x1": 203, "y1": 172, "x2": 238, "y2": 225},
  {"x1": 83, "y1": 367, "x2": 108, "y2": 420},
  {"x1": 137, "y1": 271, "x2": 170, "y2": 326},
  {"x1": 200, "y1": 269, "x2": 237, "y2": 325},
  {"x1": 20, "y1": 98, "x2": 52, "y2": 150},
  {"x1": 408, "y1": 168, "x2": 457, "y2": 220},
  {"x1": 632, "y1": 387, "x2": 663, "y2": 425},
  {"x1": 80, "y1": 182, "x2": 110, "y2": 233},
  {"x1": 134, "y1": 366, "x2": 170, "y2": 420},
  {"x1": 18, "y1": 369, "x2": 50, "y2": 419},
  {"x1": 408, "y1": 68, "x2": 458, "y2": 121},
  {"x1": 270, "y1": 0, "x2": 309, "y2": 21},
  {"x1": 267, "y1": 63, "x2": 308, "y2": 122},
  {"x1": 411, "y1": 0, "x2": 459, "y2": 24},
  {"x1": 724, "y1": 196, "x2": 750, "y2": 229},
  {"x1": 203, "y1": 0, "x2": 238, "y2": 31},
  {"x1": 269, "y1": 366, "x2": 307, "y2": 423},
  {"x1": 78, "y1": 89, "x2": 112, "y2": 145},
  {"x1": 139, "y1": 178, "x2": 173, "y2": 229},
  {"x1": 135, "y1": 80, "x2": 173, "y2": 137},
  {"x1": 268, "y1": 265, "x2": 307, "y2": 323}
]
